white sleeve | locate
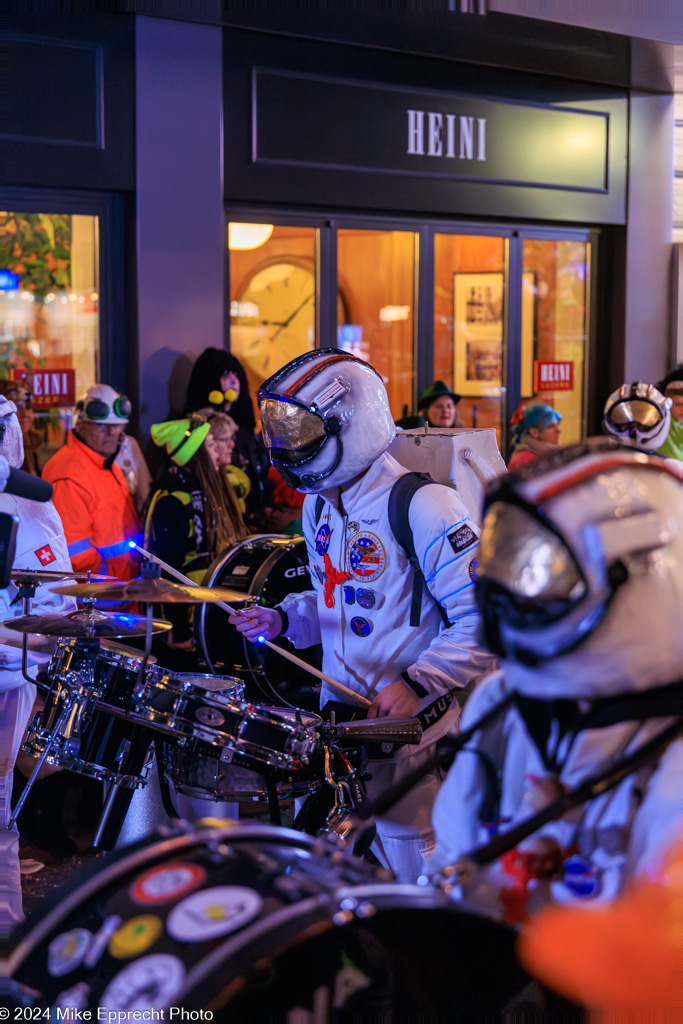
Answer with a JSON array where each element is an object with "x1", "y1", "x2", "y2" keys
[
  {"x1": 278, "y1": 493, "x2": 322, "y2": 648},
  {"x1": 0, "y1": 497, "x2": 76, "y2": 689},
  {"x1": 406, "y1": 484, "x2": 497, "y2": 696}
]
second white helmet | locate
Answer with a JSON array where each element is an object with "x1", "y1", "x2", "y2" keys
[
  {"x1": 76, "y1": 384, "x2": 132, "y2": 425},
  {"x1": 602, "y1": 381, "x2": 671, "y2": 451},
  {"x1": 257, "y1": 348, "x2": 396, "y2": 493}
]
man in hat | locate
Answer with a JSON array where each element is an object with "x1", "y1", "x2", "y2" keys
[
  {"x1": 0, "y1": 396, "x2": 76, "y2": 927},
  {"x1": 418, "y1": 381, "x2": 465, "y2": 429},
  {"x1": 42, "y1": 384, "x2": 140, "y2": 581}
]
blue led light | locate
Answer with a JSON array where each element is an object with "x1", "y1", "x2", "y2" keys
[
  {"x1": 128, "y1": 540, "x2": 137, "y2": 549},
  {"x1": 0, "y1": 271, "x2": 19, "y2": 291},
  {"x1": 256, "y1": 634, "x2": 266, "y2": 644}
]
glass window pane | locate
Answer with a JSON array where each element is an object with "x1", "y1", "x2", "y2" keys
[
  {"x1": 229, "y1": 223, "x2": 317, "y2": 408},
  {"x1": 434, "y1": 234, "x2": 506, "y2": 444},
  {"x1": 522, "y1": 239, "x2": 589, "y2": 446},
  {"x1": 337, "y1": 228, "x2": 416, "y2": 420},
  {"x1": 0, "y1": 211, "x2": 100, "y2": 468}
]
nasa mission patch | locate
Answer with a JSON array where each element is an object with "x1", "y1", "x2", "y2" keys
[{"x1": 346, "y1": 532, "x2": 386, "y2": 583}]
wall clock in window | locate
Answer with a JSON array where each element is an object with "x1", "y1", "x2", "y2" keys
[{"x1": 231, "y1": 258, "x2": 348, "y2": 386}]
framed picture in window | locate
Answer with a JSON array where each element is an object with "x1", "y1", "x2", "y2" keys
[{"x1": 453, "y1": 271, "x2": 535, "y2": 397}]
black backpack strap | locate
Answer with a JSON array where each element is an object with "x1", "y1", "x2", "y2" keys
[
  {"x1": 388, "y1": 472, "x2": 450, "y2": 628},
  {"x1": 314, "y1": 495, "x2": 325, "y2": 527}
]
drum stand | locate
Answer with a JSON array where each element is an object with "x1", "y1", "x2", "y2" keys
[
  {"x1": 93, "y1": 592, "x2": 157, "y2": 851},
  {"x1": 9, "y1": 632, "x2": 100, "y2": 830}
]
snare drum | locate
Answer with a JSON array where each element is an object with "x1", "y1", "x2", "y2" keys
[
  {"x1": 162, "y1": 705, "x2": 323, "y2": 801},
  {"x1": 162, "y1": 740, "x2": 322, "y2": 802},
  {"x1": 130, "y1": 667, "x2": 244, "y2": 734},
  {"x1": 196, "y1": 535, "x2": 323, "y2": 711},
  {"x1": 10, "y1": 822, "x2": 533, "y2": 1017}
]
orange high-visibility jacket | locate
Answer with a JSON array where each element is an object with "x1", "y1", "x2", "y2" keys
[{"x1": 42, "y1": 431, "x2": 141, "y2": 580}]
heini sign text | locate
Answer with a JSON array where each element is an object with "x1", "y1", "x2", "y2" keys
[{"x1": 407, "y1": 110, "x2": 487, "y2": 161}]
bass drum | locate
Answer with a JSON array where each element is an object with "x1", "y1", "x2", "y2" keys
[
  {"x1": 197, "y1": 535, "x2": 323, "y2": 712},
  {"x1": 10, "y1": 823, "x2": 534, "y2": 1018}
]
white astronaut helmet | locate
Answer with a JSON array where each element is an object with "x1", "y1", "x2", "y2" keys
[
  {"x1": 0, "y1": 396, "x2": 24, "y2": 469},
  {"x1": 602, "y1": 381, "x2": 671, "y2": 451},
  {"x1": 257, "y1": 348, "x2": 396, "y2": 493},
  {"x1": 76, "y1": 384, "x2": 132, "y2": 425},
  {"x1": 475, "y1": 439, "x2": 682, "y2": 688}
]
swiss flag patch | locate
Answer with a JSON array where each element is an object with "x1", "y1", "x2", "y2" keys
[{"x1": 35, "y1": 545, "x2": 56, "y2": 566}]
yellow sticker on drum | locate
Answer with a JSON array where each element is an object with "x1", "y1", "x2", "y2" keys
[
  {"x1": 109, "y1": 915, "x2": 163, "y2": 959},
  {"x1": 130, "y1": 861, "x2": 206, "y2": 905},
  {"x1": 166, "y1": 886, "x2": 263, "y2": 942}
]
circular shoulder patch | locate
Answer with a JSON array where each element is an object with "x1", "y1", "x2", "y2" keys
[
  {"x1": 346, "y1": 532, "x2": 386, "y2": 583},
  {"x1": 468, "y1": 558, "x2": 478, "y2": 582}
]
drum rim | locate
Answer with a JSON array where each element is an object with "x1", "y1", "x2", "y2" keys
[
  {"x1": 9, "y1": 823, "x2": 325, "y2": 974},
  {"x1": 197, "y1": 534, "x2": 316, "y2": 710},
  {"x1": 50, "y1": 636, "x2": 157, "y2": 668}
]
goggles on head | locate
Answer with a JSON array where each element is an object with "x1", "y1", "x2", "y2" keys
[
  {"x1": 605, "y1": 398, "x2": 663, "y2": 433},
  {"x1": 83, "y1": 395, "x2": 132, "y2": 422},
  {"x1": 476, "y1": 500, "x2": 587, "y2": 631}
]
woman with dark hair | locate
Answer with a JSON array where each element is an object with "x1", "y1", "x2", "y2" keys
[
  {"x1": 184, "y1": 348, "x2": 271, "y2": 528},
  {"x1": 145, "y1": 414, "x2": 247, "y2": 665}
]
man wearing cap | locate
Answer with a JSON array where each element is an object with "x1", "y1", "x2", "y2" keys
[
  {"x1": 42, "y1": 384, "x2": 140, "y2": 581},
  {"x1": 418, "y1": 381, "x2": 465, "y2": 429}
]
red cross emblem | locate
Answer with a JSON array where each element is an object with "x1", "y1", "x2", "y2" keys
[{"x1": 35, "y1": 545, "x2": 56, "y2": 566}]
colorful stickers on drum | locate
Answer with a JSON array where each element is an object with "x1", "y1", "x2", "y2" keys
[
  {"x1": 100, "y1": 953, "x2": 186, "y2": 1013},
  {"x1": 346, "y1": 532, "x2": 386, "y2": 583},
  {"x1": 130, "y1": 861, "x2": 206, "y2": 905},
  {"x1": 166, "y1": 885, "x2": 263, "y2": 942}
]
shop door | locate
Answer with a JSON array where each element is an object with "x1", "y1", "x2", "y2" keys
[{"x1": 431, "y1": 229, "x2": 591, "y2": 454}]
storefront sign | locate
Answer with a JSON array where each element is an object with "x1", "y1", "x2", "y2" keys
[
  {"x1": 28, "y1": 368, "x2": 76, "y2": 409},
  {"x1": 534, "y1": 361, "x2": 574, "y2": 392},
  {"x1": 254, "y1": 71, "x2": 609, "y2": 193}
]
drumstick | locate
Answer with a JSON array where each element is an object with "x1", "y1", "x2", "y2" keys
[{"x1": 130, "y1": 542, "x2": 371, "y2": 709}]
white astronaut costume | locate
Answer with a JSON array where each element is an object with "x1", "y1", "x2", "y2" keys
[
  {"x1": 602, "y1": 380, "x2": 683, "y2": 478},
  {"x1": 257, "y1": 349, "x2": 496, "y2": 881},
  {"x1": 429, "y1": 442, "x2": 682, "y2": 918},
  {"x1": 0, "y1": 397, "x2": 75, "y2": 929}
]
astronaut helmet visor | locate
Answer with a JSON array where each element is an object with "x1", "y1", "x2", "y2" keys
[
  {"x1": 606, "y1": 398, "x2": 663, "y2": 432},
  {"x1": 259, "y1": 395, "x2": 326, "y2": 454},
  {"x1": 478, "y1": 502, "x2": 586, "y2": 624}
]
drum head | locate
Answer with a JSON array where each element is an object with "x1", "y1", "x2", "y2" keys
[
  {"x1": 197, "y1": 535, "x2": 323, "y2": 711},
  {"x1": 10, "y1": 823, "x2": 537, "y2": 1017}
]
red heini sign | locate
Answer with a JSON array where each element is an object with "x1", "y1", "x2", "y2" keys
[
  {"x1": 534, "y1": 360, "x2": 574, "y2": 392},
  {"x1": 29, "y1": 369, "x2": 76, "y2": 409}
]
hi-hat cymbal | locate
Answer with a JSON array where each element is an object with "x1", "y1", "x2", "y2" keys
[
  {"x1": 10, "y1": 569, "x2": 115, "y2": 586},
  {"x1": 52, "y1": 577, "x2": 251, "y2": 605},
  {"x1": 3, "y1": 610, "x2": 173, "y2": 639}
]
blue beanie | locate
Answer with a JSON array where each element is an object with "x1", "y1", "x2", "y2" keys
[{"x1": 511, "y1": 403, "x2": 562, "y2": 445}]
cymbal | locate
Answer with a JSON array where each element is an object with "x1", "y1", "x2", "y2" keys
[
  {"x1": 3, "y1": 610, "x2": 173, "y2": 639},
  {"x1": 11, "y1": 569, "x2": 115, "y2": 586},
  {"x1": 52, "y1": 577, "x2": 251, "y2": 605}
]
